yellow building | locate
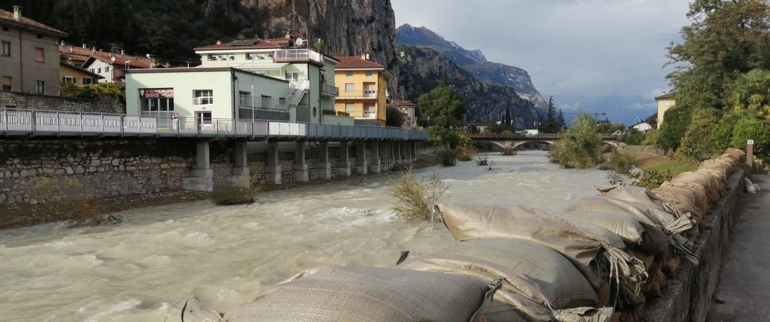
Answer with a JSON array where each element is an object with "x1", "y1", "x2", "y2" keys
[
  {"x1": 655, "y1": 92, "x2": 676, "y2": 128},
  {"x1": 334, "y1": 55, "x2": 392, "y2": 125},
  {"x1": 60, "y1": 62, "x2": 101, "y2": 87}
]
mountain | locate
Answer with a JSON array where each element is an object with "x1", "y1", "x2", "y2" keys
[
  {"x1": 398, "y1": 46, "x2": 540, "y2": 128},
  {"x1": 396, "y1": 24, "x2": 548, "y2": 110}
]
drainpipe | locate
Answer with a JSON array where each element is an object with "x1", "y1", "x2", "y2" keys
[
  {"x1": 231, "y1": 70, "x2": 238, "y2": 121},
  {"x1": 18, "y1": 28, "x2": 24, "y2": 92}
]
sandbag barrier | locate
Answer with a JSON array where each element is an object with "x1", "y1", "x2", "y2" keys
[{"x1": 163, "y1": 148, "x2": 747, "y2": 322}]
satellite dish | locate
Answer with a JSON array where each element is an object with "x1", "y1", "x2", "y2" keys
[
  {"x1": 146, "y1": 54, "x2": 152, "y2": 58},
  {"x1": 110, "y1": 56, "x2": 116, "y2": 62},
  {"x1": 295, "y1": 38, "x2": 305, "y2": 46}
]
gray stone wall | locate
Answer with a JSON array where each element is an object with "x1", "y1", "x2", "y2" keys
[{"x1": 0, "y1": 91, "x2": 125, "y2": 114}]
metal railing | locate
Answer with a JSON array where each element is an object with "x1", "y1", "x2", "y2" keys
[
  {"x1": 0, "y1": 109, "x2": 428, "y2": 141},
  {"x1": 338, "y1": 90, "x2": 378, "y2": 99},
  {"x1": 321, "y1": 83, "x2": 339, "y2": 96},
  {"x1": 274, "y1": 49, "x2": 323, "y2": 64},
  {"x1": 238, "y1": 96, "x2": 288, "y2": 110}
]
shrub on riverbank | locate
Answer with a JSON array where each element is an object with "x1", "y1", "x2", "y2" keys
[
  {"x1": 550, "y1": 113, "x2": 603, "y2": 168},
  {"x1": 456, "y1": 146, "x2": 477, "y2": 161},
  {"x1": 389, "y1": 167, "x2": 449, "y2": 221},
  {"x1": 437, "y1": 149, "x2": 457, "y2": 166},
  {"x1": 606, "y1": 150, "x2": 635, "y2": 174},
  {"x1": 26, "y1": 177, "x2": 100, "y2": 224}
]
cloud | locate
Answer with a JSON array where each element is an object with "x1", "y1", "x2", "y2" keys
[{"x1": 391, "y1": 0, "x2": 690, "y2": 118}]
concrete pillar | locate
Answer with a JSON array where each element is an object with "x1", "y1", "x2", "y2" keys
[
  {"x1": 394, "y1": 140, "x2": 402, "y2": 164},
  {"x1": 183, "y1": 141, "x2": 214, "y2": 191},
  {"x1": 265, "y1": 141, "x2": 281, "y2": 185},
  {"x1": 356, "y1": 141, "x2": 368, "y2": 175},
  {"x1": 370, "y1": 141, "x2": 381, "y2": 174},
  {"x1": 228, "y1": 141, "x2": 250, "y2": 187},
  {"x1": 337, "y1": 141, "x2": 352, "y2": 177},
  {"x1": 747, "y1": 140, "x2": 755, "y2": 169},
  {"x1": 380, "y1": 142, "x2": 390, "y2": 171},
  {"x1": 405, "y1": 141, "x2": 413, "y2": 163},
  {"x1": 315, "y1": 141, "x2": 332, "y2": 180},
  {"x1": 411, "y1": 141, "x2": 418, "y2": 163},
  {"x1": 294, "y1": 141, "x2": 309, "y2": 182}
]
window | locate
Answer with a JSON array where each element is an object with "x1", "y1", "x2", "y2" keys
[
  {"x1": 2, "y1": 26, "x2": 8, "y2": 32},
  {"x1": 83, "y1": 77, "x2": 93, "y2": 85},
  {"x1": 197, "y1": 112, "x2": 213, "y2": 126},
  {"x1": 261, "y1": 95, "x2": 271, "y2": 108},
  {"x1": 208, "y1": 54, "x2": 216, "y2": 61},
  {"x1": 239, "y1": 91, "x2": 251, "y2": 107},
  {"x1": 345, "y1": 83, "x2": 355, "y2": 92},
  {"x1": 364, "y1": 103, "x2": 376, "y2": 119},
  {"x1": 1, "y1": 76, "x2": 11, "y2": 91},
  {"x1": 345, "y1": 103, "x2": 355, "y2": 113},
  {"x1": 194, "y1": 90, "x2": 213, "y2": 105},
  {"x1": 35, "y1": 48, "x2": 44, "y2": 62},
  {"x1": 36, "y1": 34, "x2": 42, "y2": 39},
  {"x1": 346, "y1": 71, "x2": 353, "y2": 77},
  {"x1": 36, "y1": 81, "x2": 45, "y2": 94},
  {"x1": 62, "y1": 76, "x2": 75, "y2": 84},
  {"x1": 285, "y1": 71, "x2": 299, "y2": 83},
  {"x1": 97, "y1": 67, "x2": 102, "y2": 73},
  {"x1": 1, "y1": 41, "x2": 10, "y2": 57},
  {"x1": 366, "y1": 71, "x2": 373, "y2": 77},
  {"x1": 105, "y1": 66, "x2": 110, "y2": 73}
]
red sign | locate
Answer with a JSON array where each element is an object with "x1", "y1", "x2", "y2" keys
[{"x1": 140, "y1": 88, "x2": 174, "y2": 99}]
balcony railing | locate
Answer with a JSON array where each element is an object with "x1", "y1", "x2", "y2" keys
[
  {"x1": 274, "y1": 49, "x2": 323, "y2": 64},
  {"x1": 338, "y1": 90, "x2": 378, "y2": 99},
  {"x1": 321, "y1": 83, "x2": 339, "y2": 97},
  {"x1": 238, "y1": 96, "x2": 288, "y2": 111},
  {"x1": 0, "y1": 109, "x2": 429, "y2": 141}
]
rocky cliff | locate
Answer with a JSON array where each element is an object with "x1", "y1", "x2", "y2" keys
[
  {"x1": 396, "y1": 24, "x2": 548, "y2": 110},
  {"x1": 398, "y1": 46, "x2": 539, "y2": 128}
]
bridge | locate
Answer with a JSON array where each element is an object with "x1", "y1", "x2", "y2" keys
[{"x1": 469, "y1": 133, "x2": 620, "y2": 149}]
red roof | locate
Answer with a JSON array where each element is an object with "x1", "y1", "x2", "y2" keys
[
  {"x1": 392, "y1": 100, "x2": 417, "y2": 107},
  {"x1": 655, "y1": 92, "x2": 676, "y2": 100},
  {"x1": 336, "y1": 56, "x2": 386, "y2": 69},
  {"x1": 60, "y1": 45, "x2": 155, "y2": 68},
  {"x1": 0, "y1": 9, "x2": 67, "y2": 37}
]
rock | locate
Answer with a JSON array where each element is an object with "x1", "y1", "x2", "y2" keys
[
  {"x1": 112, "y1": 159, "x2": 120, "y2": 166},
  {"x1": 75, "y1": 166, "x2": 85, "y2": 174},
  {"x1": 65, "y1": 167, "x2": 74, "y2": 175},
  {"x1": 91, "y1": 160, "x2": 101, "y2": 166},
  {"x1": 0, "y1": 194, "x2": 6, "y2": 203},
  {"x1": 88, "y1": 167, "x2": 97, "y2": 173}
]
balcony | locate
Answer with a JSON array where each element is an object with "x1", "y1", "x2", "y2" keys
[
  {"x1": 337, "y1": 90, "x2": 378, "y2": 100},
  {"x1": 321, "y1": 83, "x2": 339, "y2": 97},
  {"x1": 274, "y1": 49, "x2": 323, "y2": 64}
]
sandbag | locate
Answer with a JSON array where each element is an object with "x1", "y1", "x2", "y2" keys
[
  {"x1": 723, "y1": 148, "x2": 747, "y2": 163},
  {"x1": 670, "y1": 172, "x2": 724, "y2": 204},
  {"x1": 660, "y1": 181, "x2": 713, "y2": 210},
  {"x1": 652, "y1": 186, "x2": 707, "y2": 220},
  {"x1": 436, "y1": 203, "x2": 647, "y2": 307},
  {"x1": 552, "y1": 212, "x2": 666, "y2": 255},
  {"x1": 565, "y1": 197, "x2": 692, "y2": 236},
  {"x1": 164, "y1": 298, "x2": 221, "y2": 322},
  {"x1": 399, "y1": 252, "x2": 611, "y2": 322},
  {"x1": 222, "y1": 266, "x2": 496, "y2": 322},
  {"x1": 443, "y1": 238, "x2": 599, "y2": 309}
]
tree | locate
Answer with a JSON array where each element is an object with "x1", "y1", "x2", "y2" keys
[
  {"x1": 557, "y1": 109, "x2": 566, "y2": 130},
  {"x1": 709, "y1": 110, "x2": 756, "y2": 154},
  {"x1": 550, "y1": 113, "x2": 603, "y2": 168},
  {"x1": 418, "y1": 74, "x2": 467, "y2": 147},
  {"x1": 386, "y1": 105, "x2": 404, "y2": 127},
  {"x1": 679, "y1": 108, "x2": 719, "y2": 159},
  {"x1": 504, "y1": 105, "x2": 511, "y2": 128},
  {"x1": 731, "y1": 117, "x2": 770, "y2": 155},
  {"x1": 658, "y1": 106, "x2": 692, "y2": 152},
  {"x1": 730, "y1": 69, "x2": 770, "y2": 118},
  {"x1": 540, "y1": 96, "x2": 558, "y2": 133}
]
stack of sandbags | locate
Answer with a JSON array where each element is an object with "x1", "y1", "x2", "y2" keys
[
  {"x1": 222, "y1": 266, "x2": 497, "y2": 322},
  {"x1": 398, "y1": 239, "x2": 612, "y2": 322},
  {"x1": 651, "y1": 186, "x2": 707, "y2": 226},
  {"x1": 436, "y1": 203, "x2": 648, "y2": 310}
]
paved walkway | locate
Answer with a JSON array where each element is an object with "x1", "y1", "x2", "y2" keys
[{"x1": 708, "y1": 175, "x2": 770, "y2": 322}]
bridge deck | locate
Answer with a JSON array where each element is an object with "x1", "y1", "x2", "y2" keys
[{"x1": 0, "y1": 109, "x2": 428, "y2": 141}]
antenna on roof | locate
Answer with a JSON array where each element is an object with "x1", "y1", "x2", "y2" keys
[{"x1": 295, "y1": 38, "x2": 305, "y2": 47}]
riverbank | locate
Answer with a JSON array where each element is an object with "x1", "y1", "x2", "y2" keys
[
  {"x1": 619, "y1": 146, "x2": 697, "y2": 176},
  {"x1": 0, "y1": 155, "x2": 442, "y2": 231}
]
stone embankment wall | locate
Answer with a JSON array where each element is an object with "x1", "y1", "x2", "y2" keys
[
  {"x1": 1, "y1": 139, "x2": 436, "y2": 205},
  {"x1": 0, "y1": 91, "x2": 124, "y2": 114},
  {"x1": 641, "y1": 169, "x2": 746, "y2": 322}
]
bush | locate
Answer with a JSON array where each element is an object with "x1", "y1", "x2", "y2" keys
[
  {"x1": 605, "y1": 150, "x2": 635, "y2": 174},
  {"x1": 620, "y1": 132, "x2": 646, "y2": 146},
  {"x1": 321, "y1": 109, "x2": 336, "y2": 116},
  {"x1": 502, "y1": 147, "x2": 517, "y2": 156},
  {"x1": 709, "y1": 110, "x2": 752, "y2": 154},
  {"x1": 630, "y1": 170, "x2": 673, "y2": 189},
  {"x1": 643, "y1": 130, "x2": 660, "y2": 146},
  {"x1": 550, "y1": 113, "x2": 603, "y2": 168},
  {"x1": 437, "y1": 149, "x2": 457, "y2": 166},
  {"x1": 389, "y1": 167, "x2": 449, "y2": 221},
  {"x1": 337, "y1": 111, "x2": 350, "y2": 117},
  {"x1": 501, "y1": 130, "x2": 515, "y2": 135},
  {"x1": 679, "y1": 108, "x2": 719, "y2": 160},
  {"x1": 456, "y1": 146, "x2": 477, "y2": 161},
  {"x1": 386, "y1": 105, "x2": 404, "y2": 127},
  {"x1": 657, "y1": 106, "x2": 692, "y2": 152},
  {"x1": 731, "y1": 117, "x2": 770, "y2": 155}
]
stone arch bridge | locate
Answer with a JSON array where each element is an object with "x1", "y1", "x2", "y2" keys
[{"x1": 469, "y1": 134, "x2": 621, "y2": 150}]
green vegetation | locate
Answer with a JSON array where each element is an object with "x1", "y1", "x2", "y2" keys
[
  {"x1": 630, "y1": 170, "x2": 674, "y2": 190},
  {"x1": 386, "y1": 105, "x2": 404, "y2": 127},
  {"x1": 437, "y1": 149, "x2": 458, "y2": 166},
  {"x1": 679, "y1": 108, "x2": 719, "y2": 160},
  {"x1": 620, "y1": 132, "x2": 647, "y2": 146},
  {"x1": 539, "y1": 96, "x2": 566, "y2": 133},
  {"x1": 419, "y1": 74, "x2": 467, "y2": 148},
  {"x1": 550, "y1": 113, "x2": 603, "y2": 168},
  {"x1": 62, "y1": 83, "x2": 126, "y2": 104},
  {"x1": 455, "y1": 146, "x2": 477, "y2": 162},
  {"x1": 606, "y1": 150, "x2": 635, "y2": 174},
  {"x1": 730, "y1": 68, "x2": 770, "y2": 118},
  {"x1": 643, "y1": 130, "x2": 660, "y2": 146},
  {"x1": 389, "y1": 167, "x2": 449, "y2": 221},
  {"x1": 731, "y1": 117, "x2": 770, "y2": 155},
  {"x1": 645, "y1": 161, "x2": 697, "y2": 177}
]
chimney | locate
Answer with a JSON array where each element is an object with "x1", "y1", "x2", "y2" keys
[
  {"x1": 82, "y1": 43, "x2": 87, "y2": 48},
  {"x1": 13, "y1": 6, "x2": 22, "y2": 21},
  {"x1": 216, "y1": 40, "x2": 222, "y2": 45},
  {"x1": 121, "y1": 50, "x2": 125, "y2": 56},
  {"x1": 360, "y1": 52, "x2": 371, "y2": 61}
]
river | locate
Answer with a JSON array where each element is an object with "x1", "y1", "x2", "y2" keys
[{"x1": 0, "y1": 151, "x2": 613, "y2": 322}]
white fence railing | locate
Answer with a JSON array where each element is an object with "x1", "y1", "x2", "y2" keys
[{"x1": 0, "y1": 109, "x2": 429, "y2": 141}]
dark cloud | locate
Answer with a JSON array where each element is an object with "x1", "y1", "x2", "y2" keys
[{"x1": 392, "y1": 0, "x2": 690, "y2": 124}]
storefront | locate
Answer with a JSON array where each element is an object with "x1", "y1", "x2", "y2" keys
[{"x1": 139, "y1": 88, "x2": 175, "y2": 128}]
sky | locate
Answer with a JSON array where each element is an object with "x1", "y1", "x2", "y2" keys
[{"x1": 391, "y1": 0, "x2": 692, "y2": 125}]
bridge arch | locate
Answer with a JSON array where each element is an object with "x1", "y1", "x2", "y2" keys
[{"x1": 490, "y1": 140, "x2": 555, "y2": 150}]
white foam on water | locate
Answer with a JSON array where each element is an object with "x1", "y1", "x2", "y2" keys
[{"x1": 82, "y1": 299, "x2": 141, "y2": 322}]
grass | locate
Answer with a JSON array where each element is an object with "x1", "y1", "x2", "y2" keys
[
  {"x1": 643, "y1": 161, "x2": 697, "y2": 177},
  {"x1": 437, "y1": 149, "x2": 458, "y2": 166},
  {"x1": 388, "y1": 167, "x2": 449, "y2": 221}
]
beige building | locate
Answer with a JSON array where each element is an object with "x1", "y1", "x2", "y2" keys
[
  {"x1": 655, "y1": 92, "x2": 676, "y2": 128},
  {"x1": 334, "y1": 55, "x2": 392, "y2": 126},
  {"x1": 392, "y1": 100, "x2": 417, "y2": 128},
  {"x1": 0, "y1": 7, "x2": 67, "y2": 95}
]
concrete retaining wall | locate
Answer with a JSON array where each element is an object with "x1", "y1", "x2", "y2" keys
[
  {"x1": 0, "y1": 91, "x2": 125, "y2": 114},
  {"x1": 641, "y1": 169, "x2": 746, "y2": 322}
]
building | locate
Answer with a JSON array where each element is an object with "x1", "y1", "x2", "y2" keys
[
  {"x1": 334, "y1": 54, "x2": 393, "y2": 126},
  {"x1": 392, "y1": 99, "x2": 417, "y2": 128},
  {"x1": 655, "y1": 92, "x2": 676, "y2": 128},
  {"x1": 60, "y1": 44, "x2": 158, "y2": 85},
  {"x1": 192, "y1": 36, "x2": 340, "y2": 124},
  {"x1": 0, "y1": 6, "x2": 67, "y2": 95},
  {"x1": 632, "y1": 122, "x2": 653, "y2": 133},
  {"x1": 60, "y1": 62, "x2": 102, "y2": 87},
  {"x1": 125, "y1": 36, "x2": 345, "y2": 127}
]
